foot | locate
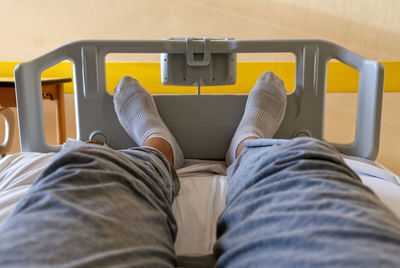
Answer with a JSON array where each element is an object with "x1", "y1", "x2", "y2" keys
[
  {"x1": 113, "y1": 76, "x2": 184, "y2": 169},
  {"x1": 226, "y1": 71, "x2": 287, "y2": 165}
]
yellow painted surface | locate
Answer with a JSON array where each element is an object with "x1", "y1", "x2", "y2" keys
[{"x1": 1, "y1": 61, "x2": 399, "y2": 94}]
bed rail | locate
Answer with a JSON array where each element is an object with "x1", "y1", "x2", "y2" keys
[{"x1": 14, "y1": 39, "x2": 384, "y2": 160}]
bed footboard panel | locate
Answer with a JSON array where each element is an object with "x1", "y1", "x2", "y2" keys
[{"x1": 14, "y1": 39, "x2": 384, "y2": 160}]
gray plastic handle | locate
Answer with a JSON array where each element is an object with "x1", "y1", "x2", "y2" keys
[{"x1": 14, "y1": 39, "x2": 384, "y2": 160}]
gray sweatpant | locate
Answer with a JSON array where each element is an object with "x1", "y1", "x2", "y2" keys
[{"x1": 0, "y1": 138, "x2": 400, "y2": 267}]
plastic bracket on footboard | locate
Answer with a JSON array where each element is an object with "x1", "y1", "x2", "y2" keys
[{"x1": 14, "y1": 39, "x2": 384, "y2": 160}]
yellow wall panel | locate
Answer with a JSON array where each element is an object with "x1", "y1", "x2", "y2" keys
[{"x1": 1, "y1": 61, "x2": 399, "y2": 93}]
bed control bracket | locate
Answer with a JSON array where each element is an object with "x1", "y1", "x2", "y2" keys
[{"x1": 161, "y1": 37, "x2": 237, "y2": 95}]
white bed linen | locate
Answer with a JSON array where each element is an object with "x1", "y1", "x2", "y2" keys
[
  {"x1": 0, "y1": 151, "x2": 399, "y2": 256},
  {"x1": 0, "y1": 152, "x2": 55, "y2": 224}
]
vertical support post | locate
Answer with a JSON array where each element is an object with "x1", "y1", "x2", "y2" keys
[
  {"x1": 354, "y1": 60, "x2": 384, "y2": 159},
  {"x1": 55, "y1": 83, "x2": 67, "y2": 144},
  {"x1": 81, "y1": 46, "x2": 100, "y2": 99}
]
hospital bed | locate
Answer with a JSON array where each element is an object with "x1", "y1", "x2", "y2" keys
[{"x1": 0, "y1": 38, "x2": 399, "y2": 267}]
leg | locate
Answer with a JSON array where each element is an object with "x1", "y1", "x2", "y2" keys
[
  {"x1": 145, "y1": 137, "x2": 174, "y2": 166},
  {"x1": 113, "y1": 76, "x2": 184, "y2": 169},
  {"x1": 0, "y1": 77, "x2": 184, "y2": 267},
  {"x1": 0, "y1": 144, "x2": 179, "y2": 267},
  {"x1": 225, "y1": 71, "x2": 287, "y2": 165},
  {"x1": 216, "y1": 138, "x2": 400, "y2": 267},
  {"x1": 217, "y1": 72, "x2": 400, "y2": 266}
]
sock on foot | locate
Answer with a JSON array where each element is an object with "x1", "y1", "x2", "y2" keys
[
  {"x1": 113, "y1": 76, "x2": 184, "y2": 169},
  {"x1": 226, "y1": 71, "x2": 287, "y2": 165}
]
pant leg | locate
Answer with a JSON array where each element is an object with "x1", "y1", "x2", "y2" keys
[
  {"x1": 0, "y1": 144, "x2": 179, "y2": 267},
  {"x1": 214, "y1": 137, "x2": 400, "y2": 267}
]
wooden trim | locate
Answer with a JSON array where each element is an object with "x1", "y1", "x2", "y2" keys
[{"x1": 0, "y1": 82, "x2": 68, "y2": 145}]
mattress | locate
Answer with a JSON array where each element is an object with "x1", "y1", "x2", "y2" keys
[{"x1": 0, "y1": 147, "x2": 399, "y2": 257}]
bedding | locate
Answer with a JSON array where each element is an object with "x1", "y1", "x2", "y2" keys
[{"x1": 0, "y1": 143, "x2": 399, "y2": 257}]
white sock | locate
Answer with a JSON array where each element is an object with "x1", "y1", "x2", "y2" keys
[
  {"x1": 226, "y1": 71, "x2": 287, "y2": 165},
  {"x1": 113, "y1": 76, "x2": 184, "y2": 169}
]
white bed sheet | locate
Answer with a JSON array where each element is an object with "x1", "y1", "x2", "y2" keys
[{"x1": 0, "y1": 151, "x2": 399, "y2": 256}]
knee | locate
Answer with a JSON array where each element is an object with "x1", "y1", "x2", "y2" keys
[
  {"x1": 40, "y1": 145, "x2": 121, "y2": 178},
  {"x1": 242, "y1": 137, "x2": 347, "y2": 175},
  {"x1": 285, "y1": 137, "x2": 339, "y2": 154},
  {"x1": 272, "y1": 137, "x2": 358, "y2": 178}
]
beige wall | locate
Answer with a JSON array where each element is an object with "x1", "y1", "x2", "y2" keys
[
  {"x1": 1, "y1": 0, "x2": 399, "y2": 61},
  {"x1": 0, "y1": 0, "x2": 399, "y2": 173}
]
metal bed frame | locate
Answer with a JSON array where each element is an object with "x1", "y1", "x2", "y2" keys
[{"x1": 14, "y1": 38, "x2": 384, "y2": 160}]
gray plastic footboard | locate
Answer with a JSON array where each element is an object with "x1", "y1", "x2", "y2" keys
[{"x1": 14, "y1": 39, "x2": 384, "y2": 160}]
